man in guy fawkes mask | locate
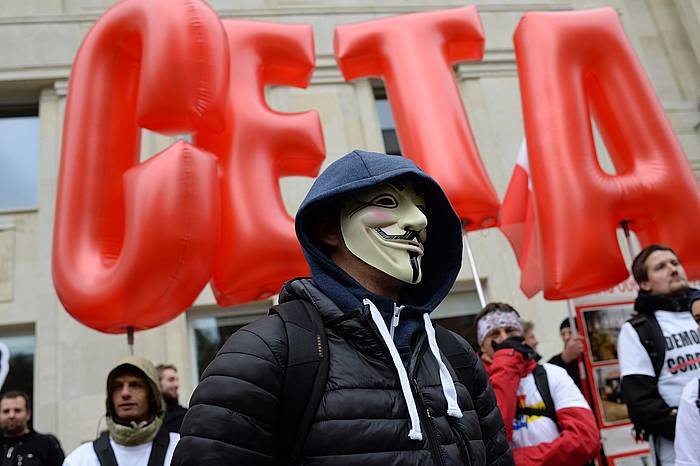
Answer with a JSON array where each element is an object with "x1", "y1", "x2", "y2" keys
[{"x1": 174, "y1": 150, "x2": 513, "y2": 466}]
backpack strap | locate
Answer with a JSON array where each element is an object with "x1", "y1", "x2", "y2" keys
[
  {"x1": 696, "y1": 378, "x2": 700, "y2": 415},
  {"x1": 92, "y1": 431, "x2": 118, "y2": 466},
  {"x1": 270, "y1": 299, "x2": 329, "y2": 466},
  {"x1": 512, "y1": 365, "x2": 558, "y2": 425},
  {"x1": 532, "y1": 365, "x2": 558, "y2": 426},
  {"x1": 629, "y1": 313, "x2": 665, "y2": 378},
  {"x1": 433, "y1": 325, "x2": 474, "y2": 393},
  {"x1": 147, "y1": 429, "x2": 170, "y2": 466}
]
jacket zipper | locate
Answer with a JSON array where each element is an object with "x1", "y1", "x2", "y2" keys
[
  {"x1": 390, "y1": 304, "x2": 404, "y2": 340},
  {"x1": 412, "y1": 377, "x2": 447, "y2": 466}
]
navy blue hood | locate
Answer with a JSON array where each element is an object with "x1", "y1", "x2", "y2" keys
[{"x1": 293, "y1": 150, "x2": 463, "y2": 316}]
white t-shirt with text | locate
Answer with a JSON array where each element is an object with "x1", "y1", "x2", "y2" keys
[{"x1": 618, "y1": 310, "x2": 700, "y2": 465}]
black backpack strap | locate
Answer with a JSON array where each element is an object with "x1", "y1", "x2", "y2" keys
[
  {"x1": 270, "y1": 299, "x2": 329, "y2": 466},
  {"x1": 92, "y1": 431, "x2": 118, "y2": 466},
  {"x1": 630, "y1": 313, "x2": 665, "y2": 378},
  {"x1": 433, "y1": 325, "x2": 474, "y2": 392},
  {"x1": 696, "y1": 378, "x2": 700, "y2": 415},
  {"x1": 147, "y1": 429, "x2": 170, "y2": 466},
  {"x1": 532, "y1": 365, "x2": 558, "y2": 426}
]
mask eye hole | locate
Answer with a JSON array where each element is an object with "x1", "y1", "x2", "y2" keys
[{"x1": 371, "y1": 194, "x2": 398, "y2": 208}]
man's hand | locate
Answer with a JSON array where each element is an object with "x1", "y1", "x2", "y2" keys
[
  {"x1": 562, "y1": 335, "x2": 584, "y2": 363},
  {"x1": 492, "y1": 335, "x2": 537, "y2": 360}
]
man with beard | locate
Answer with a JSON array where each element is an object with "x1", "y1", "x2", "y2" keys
[
  {"x1": 156, "y1": 364, "x2": 186, "y2": 434},
  {"x1": 63, "y1": 356, "x2": 179, "y2": 466},
  {"x1": 618, "y1": 244, "x2": 700, "y2": 466},
  {"x1": 173, "y1": 150, "x2": 513, "y2": 465},
  {"x1": 0, "y1": 391, "x2": 64, "y2": 466}
]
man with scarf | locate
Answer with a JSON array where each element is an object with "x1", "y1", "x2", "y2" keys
[
  {"x1": 173, "y1": 150, "x2": 513, "y2": 465},
  {"x1": 618, "y1": 244, "x2": 700, "y2": 466},
  {"x1": 63, "y1": 356, "x2": 179, "y2": 466},
  {"x1": 477, "y1": 302, "x2": 599, "y2": 466}
]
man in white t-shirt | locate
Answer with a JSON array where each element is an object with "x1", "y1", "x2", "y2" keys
[
  {"x1": 618, "y1": 244, "x2": 700, "y2": 466},
  {"x1": 63, "y1": 356, "x2": 179, "y2": 466},
  {"x1": 477, "y1": 303, "x2": 600, "y2": 466},
  {"x1": 673, "y1": 297, "x2": 700, "y2": 466}
]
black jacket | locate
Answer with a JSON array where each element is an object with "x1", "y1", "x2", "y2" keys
[
  {"x1": 174, "y1": 280, "x2": 512, "y2": 465},
  {"x1": 160, "y1": 401, "x2": 187, "y2": 434},
  {"x1": 0, "y1": 431, "x2": 65, "y2": 466}
]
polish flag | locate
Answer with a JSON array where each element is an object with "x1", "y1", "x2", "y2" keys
[{"x1": 499, "y1": 140, "x2": 542, "y2": 297}]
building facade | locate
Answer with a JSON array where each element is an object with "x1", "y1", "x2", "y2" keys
[{"x1": 0, "y1": 0, "x2": 699, "y2": 452}]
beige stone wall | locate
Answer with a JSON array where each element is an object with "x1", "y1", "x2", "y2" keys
[{"x1": 0, "y1": 0, "x2": 698, "y2": 452}]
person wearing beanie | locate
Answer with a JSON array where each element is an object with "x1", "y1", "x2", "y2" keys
[
  {"x1": 477, "y1": 303, "x2": 599, "y2": 466},
  {"x1": 63, "y1": 356, "x2": 179, "y2": 466},
  {"x1": 548, "y1": 318, "x2": 584, "y2": 390},
  {"x1": 618, "y1": 244, "x2": 700, "y2": 466},
  {"x1": 173, "y1": 150, "x2": 513, "y2": 465}
]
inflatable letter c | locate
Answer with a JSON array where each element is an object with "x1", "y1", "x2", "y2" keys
[{"x1": 53, "y1": 0, "x2": 228, "y2": 333}]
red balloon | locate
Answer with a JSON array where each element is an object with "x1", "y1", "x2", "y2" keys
[
  {"x1": 196, "y1": 20, "x2": 325, "y2": 306},
  {"x1": 334, "y1": 6, "x2": 500, "y2": 229},
  {"x1": 53, "y1": 0, "x2": 228, "y2": 333},
  {"x1": 514, "y1": 8, "x2": 700, "y2": 299}
]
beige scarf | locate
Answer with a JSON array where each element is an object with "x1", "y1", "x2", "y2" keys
[{"x1": 106, "y1": 415, "x2": 163, "y2": 446}]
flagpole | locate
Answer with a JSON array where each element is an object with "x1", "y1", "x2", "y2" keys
[{"x1": 462, "y1": 228, "x2": 487, "y2": 308}]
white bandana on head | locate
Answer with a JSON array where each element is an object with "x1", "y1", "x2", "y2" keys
[
  {"x1": 477, "y1": 309, "x2": 523, "y2": 345},
  {"x1": 340, "y1": 179, "x2": 427, "y2": 284}
]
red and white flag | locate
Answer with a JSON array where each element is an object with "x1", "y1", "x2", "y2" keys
[{"x1": 499, "y1": 140, "x2": 542, "y2": 297}]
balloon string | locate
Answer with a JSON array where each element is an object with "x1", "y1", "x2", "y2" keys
[
  {"x1": 127, "y1": 327, "x2": 134, "y2": 356},
  {"x1": 620, "y1": 220, "x2": 637, "y2": 272}
]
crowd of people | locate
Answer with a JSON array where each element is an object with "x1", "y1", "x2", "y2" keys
[{"x1": 1, "y1": 150, "x2": 699, "y2": 465}]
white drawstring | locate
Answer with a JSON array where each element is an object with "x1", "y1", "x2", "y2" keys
[
  {"x1": 364, "y1": 299, "x2": 423, "y2": 441},
  {"x1": 423, "y1": 313, "x2": 463, "y2": 418}
]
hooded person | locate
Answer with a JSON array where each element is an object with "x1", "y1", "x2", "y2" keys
[
  {"x1": 173, "y1": 150, "x2": 513, "y2": 466},
  {"x1": 63, "y1": 356, "x2": 180, "y2": 466}
]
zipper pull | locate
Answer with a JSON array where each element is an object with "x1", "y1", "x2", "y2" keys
[{"x1": 390, "y1": 304, "x2": 404, "y2": 340}]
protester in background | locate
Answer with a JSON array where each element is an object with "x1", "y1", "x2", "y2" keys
[
  {"x1": 174, "y1": 150, "x2": 513, "y2": 465},
  {"x1": 0, "y1": 391, "x2": 64, "y2": 466},
  {"x1": 156, "y1": 364, "x2": 187, "y2": 434},
  {"x1": 673, "y1": 294, "x2": 700, "y2": 466},
  {"x1": 548, "y1": 318, "x2": 585, "y2": 390},
  {"x1": 63, "y1": 356, "x2": 179, "y2": 466},
  {"x1": 478, "y1": 302, "x2": 599, "y2": 466},
  {"x1": 618, "y1": 244, "x2": 700, "y2": 466},
  {"x1": 522, "y1": 321, "x2": 541, "y2": 361}
]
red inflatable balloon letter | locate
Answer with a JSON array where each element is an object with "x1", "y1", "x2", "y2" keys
[
  {"x1": 334, "y1": 6, "x2": 500, "y2": 229},
  {"x1": 53, "y1": 0, "x2": 228, "y2": 333},
  {"x1": 197, "y1": 20, "x2": 325, "y2": 306},
  {"x1": 515, "y1": 8, "x2": 700, "y2": 299}
]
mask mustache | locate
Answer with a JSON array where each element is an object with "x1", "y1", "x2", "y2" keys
[{"x1": 374, "y1": 228, "x2": 423, "y2": 243}]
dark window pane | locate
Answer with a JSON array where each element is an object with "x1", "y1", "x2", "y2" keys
[
  {"x1": 0, "y1": 334, "x2": 36, "y2": 427},
  {"x1": 373, "y1": 86, "x2": 402, "y2": 156},
  {"x1": 435, "y1": 314, "x2": 479, "y2": 352}
]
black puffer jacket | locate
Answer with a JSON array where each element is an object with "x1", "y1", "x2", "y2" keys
[
  {"x1": 174, "y1": 280, "x2": 512, "y2": 465},
  {"x1": 174, "y1": 151, "x2": 512, "y2": 465}
]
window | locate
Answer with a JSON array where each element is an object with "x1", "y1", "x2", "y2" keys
[
  {"x1": 0, "y1": 103, "x2": 40, "y2": 212},
  {"x1": 189, "y1": 301, "x2": 270, "y2": 381},
  {"x1": 373, "y1": 84, "x2": 402, "y2": 156},
  {"x1": 0, "y1": 332, "x2": 36, "y2": 402},
  {"x1": 431, "y1": 288, "x2": 482, "y2": 351}
]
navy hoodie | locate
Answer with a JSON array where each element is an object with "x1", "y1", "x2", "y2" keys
[{"x1": 293, "y1": 149, "x2": 464, "y2": 362}]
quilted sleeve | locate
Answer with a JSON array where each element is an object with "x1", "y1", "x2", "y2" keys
[{"x1": 172, "y1": 315, "x2": 288, "y2": 466}]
